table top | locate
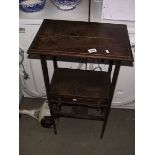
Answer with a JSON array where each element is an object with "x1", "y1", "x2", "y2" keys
[{"x1": 28, "y1": 19, "x2": 133, "y2": 61}]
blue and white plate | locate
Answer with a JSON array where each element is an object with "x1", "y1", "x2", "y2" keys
[
  {"x1": 19, "y1": 0, "x2": 46, "y2": 12},
  {"x1": 51, "y1": 0, "x2": 81, "y2": 11}
]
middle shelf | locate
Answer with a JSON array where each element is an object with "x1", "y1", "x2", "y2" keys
[{"x1": 50, "y1": 68, "x2": 111, "y2": 103}]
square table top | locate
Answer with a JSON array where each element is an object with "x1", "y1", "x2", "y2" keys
[{"x1": 28, "y1": 19, "x2": 133, "y2": 61}]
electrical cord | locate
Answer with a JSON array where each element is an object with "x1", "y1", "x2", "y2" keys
[
  {"x1": 93, "y1": 59, "x2": 102, "y2": 71},
  {"x1": 19, "y1": 47, "x2": 46, "y2": 98},
  {"x1": 20, "y1": 66, "x2": 46, "y2": 98},
  {"x1": 19, "y1": 48, "x2": 24, "y2": 65},
  {"x1": 20, "y1": 75, "x2": 44, "y2": 98}
]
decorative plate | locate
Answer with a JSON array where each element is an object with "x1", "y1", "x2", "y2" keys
[
  {"x1": 51, "y1": 0, "x2": 81, "y2": 11},
  {"x1": 19, "y1": 0, "x2": 46, "y2": 12}
]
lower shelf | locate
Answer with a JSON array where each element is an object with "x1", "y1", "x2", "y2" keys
[{"x1": 55, "y1": 112, "x2": 105, "y2": 121}]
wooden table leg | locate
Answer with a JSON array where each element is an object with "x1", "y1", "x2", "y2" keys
[
  {"x1": 100, "y1": 61, "x2": 121, "y2": 139},
  {"x1": 40, "y1": 55, "x2": 57, "y2": 134},
  {"x1": 53, "y1": 56, "x2": 58, "y2": 70},
  {"x1": 100, "y1": 106, "x2": 110, "y2": 139}
]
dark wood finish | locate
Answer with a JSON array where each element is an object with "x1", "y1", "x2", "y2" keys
[
  {"x1": 27, "y1": 19, "x2": 133, "y2": 139},
  {"x1": 85, "y1": 58, "x2": 87, "y2": 70},
  {"x1": 55, "y1": 112, "x2": 104, "y2": 121},
  {"x1": 100, "y1": 61, "x2": 121, "y2": 138},
  {"x1": 28, "y1": 20, "x2": 133, "y2": 62},
  {"x1": 51, "y1": 99, "x2": 108, "y2": 108},
  {"x1": 40, "y1": 56, "x2": 50, "y2": 92},
  {"x1": 40, "y1": 56, "x2": 57, "y2": 134},
  {"x1": 72, "y1": 106, "x2": 88, "y2": 116},
  {"x1": 52, "y1": 56, "x2": 58, "y2": 70},
  {"x1": 50, "y1": 68, "x2": 111, "y2": 100},
  {"x1": 108, "y1": 60, "x2": 113, "y2": 74}
]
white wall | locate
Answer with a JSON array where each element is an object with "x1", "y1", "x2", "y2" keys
[{"x1": 102, "y1": 0, "x2": 135, "y2": 21}]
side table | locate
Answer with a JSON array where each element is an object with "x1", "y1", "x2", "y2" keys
[{"x1": 28, "y1": 19, "x2": 133, "y2": 138}]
